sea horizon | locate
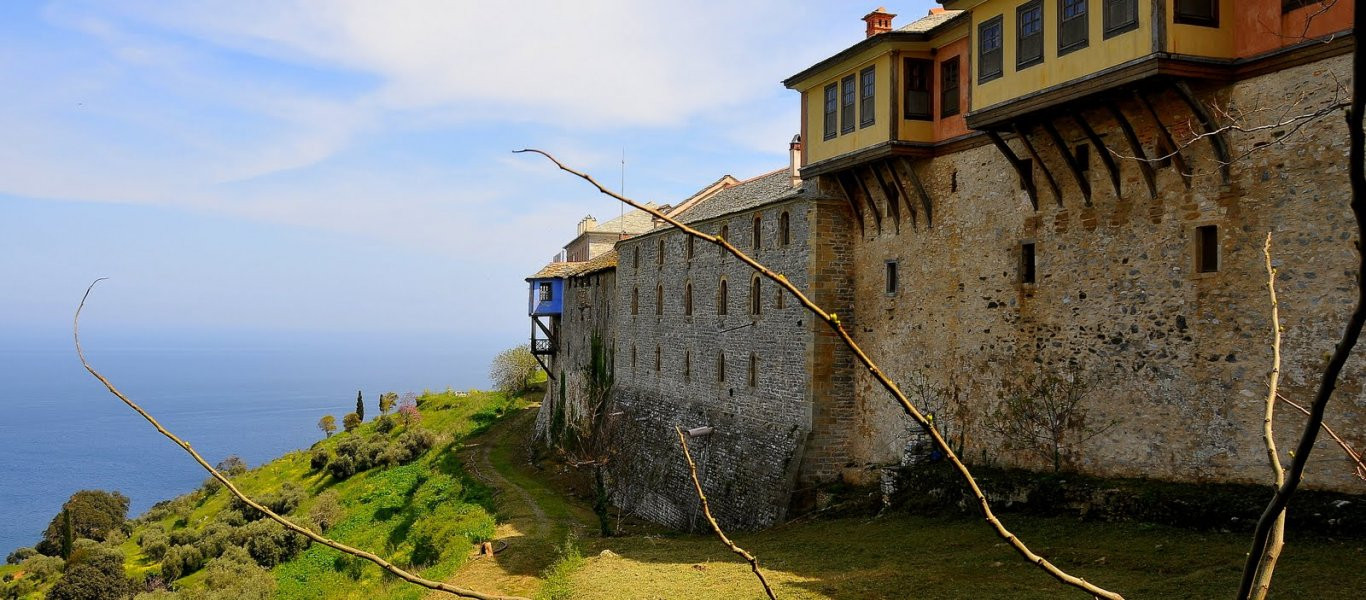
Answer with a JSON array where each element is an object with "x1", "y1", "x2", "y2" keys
[{"x1": 0, "y1": 328, "x2": 506, "y2": 556}]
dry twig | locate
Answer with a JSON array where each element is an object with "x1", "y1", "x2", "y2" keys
[
  {"x1": 1277, "y1": 393, "x2": 1366, "y2": 481},
  {"x1": 517, "y1": 148, "x2": 1125, "y2": 600},
  {"x1": 74, "y1": 279, "x2": 525, "y2": 600},
  {"x1": 1249, "y1": 234, "x2": 1288, "y2": 600},
  {"x1": 675, "y1": 426, "x2": 778, "y2": 600}
]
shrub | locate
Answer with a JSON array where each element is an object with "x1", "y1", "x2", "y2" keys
[
  {"x1": 342, "y1": 412, "x2": 362, "y2": 433},
  {"x1": 490, "y1": 345, "x2": 541, "y2": 395},
  {"x1": 310, "y1": 448, "x2": 330, "y2": 471},
  {"x1": 5, "y1": 547, "x2": 35, "y2": 565},
  {"x1": 167, "y1": 527, "x2": 199, "y2": 548},
  {"x1": 328, "y1": 454, "x2": 357, "y2": 480},
  {"x1": 239, "y1": 520, "x2": 309, "y2": 567},
  {"x1": 138, "y1": 528, "x2": 169, "y2": 562},
  {"x1": 374, "y1": 415, "x2": 396, "y2": 434},
  {"x1": 160, "y1": 544, "x2": 204, "y2": 581},
  {"x1": 200, "y1": 547, "x2": 275, "y2": 600},
  {"x1": 18, "y1": 553, "x2": 64, "y2": 580},
  {"x1": 309, "y1": 491, "x2": 344, "y2": 532},
  {"x1": 46, "y1": 563, "x2": 131, "y2": 600},
  {"x1": 335, "y1": 436, "x2": 363, "y2": 460},
  {"x1": 193, "y1": 522, "x2": 236, "y2": 560}
]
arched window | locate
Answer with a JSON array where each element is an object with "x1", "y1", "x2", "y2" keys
[
  {"x1": 654, "y1": 345, "x2": 661, "y2": 371},
  {"x1": 748, "y1": 353, "x2": 758, "y2": 387},
  {"x1": 779, "y1": 211, "x2": 790, "y2": 247},
  {"x1": 749, "y1": 275, "x2": 761, "y2": 315},
  {"x1": 655, "y1": 284, "x2": 664, "y2": 315},
  {"x1": 657, "y1": 237, "x2": 665, "y2": 265},
  {"x1": 718, "y1": 224, "x2": 729, "y2": 255},
  {"x1": 684, "y1": 282, "x2": 693, "y2": 316},
  {"x1": 631, "y1": 287, "x2": 639, "y2": 315},
  {"x1": 752, "y1": 215, "x2": 762, "y2": 250},
  {"x1": 717, "y1": 352, "x2": 726, "y2": 382},
  {"x1": 717, "y1": 278, "x2": 728, "y2": 315}
]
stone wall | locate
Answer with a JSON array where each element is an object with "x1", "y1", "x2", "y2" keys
[
  {"x1": 838, "y1": 54, "x2": 1366, "y2": 492},
  {"x1": 533, "y1": 268, "x2": 617, "y2": 444},
  {"x1": 608, "y1": 195, "x2": 854, "y2": 529}
]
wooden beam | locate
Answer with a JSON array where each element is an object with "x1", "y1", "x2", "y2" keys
[
  {"x1": 1040, "y1": 119, "x2": 1092, "y2": 205},
  {"x1": 868, "y1": 163, "x2": 902, "y2": 233},
  {"x1": 1134, "y1": 90, "x2": 1192, "y2": 188},
  {"x1": 833, "y1": 172, "x2": 867, "y2": 236},
  {"x1": 893, "y1": 157, "x2": 934, "y2": 227},
  {"x1": 851, "y1": 166, "x2": 884, "y2": 234},
  {"x1": 1170, "y1": 80, "x2": 1232, "y2": 184},
  {"x1": 986, "y1": 130, "x2": 1039, "y2": 211},
  {"x1": 880, "y1": 159, "x2": 918, "y2": 229},
  {"x1": 1072, "y1": 111, "x2": 1123, "y2": 198},
  {"x1": 1011, "y1": 123, "x2": 1064, "y2": 207},
  {"x1": 1104, "y1": 101, "x2": 1159, "y2": 199}
]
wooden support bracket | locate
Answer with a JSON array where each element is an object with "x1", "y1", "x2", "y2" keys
[
  {"x1": 1134, "y1": 90, "x2": 1192, "y2": 188},
  {"x1": 833, "y1": 173, "x2": 867, "y2": 236},
  {"x1": 893, "y1": 157, "x2": 934, "y2": 227},
  {"x1": 1011, "y1": 123, "x2": 1064, "y2": 207},
  {"x1": 1170, "y1": 80, "x2": 1232, "y2": 184},
  {"x1": 1072, "y1": 111, "x2": 1123, "y2": 198},
  {"x1": 868, "y1": 163, "x2": 902, "y2": 233},
  {"x1": 1041, "y1": 119, "x2": 1092, "y2": 205},
  {"x1": 880, "y1": 159, "x2": 918, "y2": 229},
  {"x1": 1105, "y1": 101, "x2": 1159, "y2": 199},
  {"x1": 852, "y1": 167, "x2": 884, "y2": 234},
  {"x1": 987, "y1": 130, "x2": 1039, "y2": 211}
]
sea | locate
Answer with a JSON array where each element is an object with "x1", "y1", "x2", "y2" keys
[{"x1": 0, "y1": 330, "x2": 500, "y2": 556}]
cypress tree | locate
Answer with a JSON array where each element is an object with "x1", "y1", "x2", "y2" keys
[{"x1": 355, "y1": 390, "x2": 364, "y2": 422}]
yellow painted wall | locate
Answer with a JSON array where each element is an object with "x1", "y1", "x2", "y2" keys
[
  {"x1": 970, "y1": 0, "x2": 1152, "y2": 111},
  {"x1": 801, "y1": 50, "x2": 895, "y2": 165},
  {"x1": 1167, "y1": 0, "x2": 1236, "y2": 58}
]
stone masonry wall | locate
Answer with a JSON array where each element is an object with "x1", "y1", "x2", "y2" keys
[
  {"x1": 533, "y1": 269, "x2": 617, "y2": 443},
  {"x1": 839, "y1": 55, "x2": 1366, "y2": 492},
  {"x1": 608, "y1": 195, "x2": 854, "y2": 530}
]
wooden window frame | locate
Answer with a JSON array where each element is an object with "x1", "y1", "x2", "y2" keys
[
  {"x1": 979, "y1": 15, "x2": 1005, "y2": 83},
  {"x1": 903, "y1": 58, "x2": 934, "y2": 121},
  {"x1": 939, "y1": 57, "x2": 961, "y2": 118},
  {"x1": 1059, "y1": 0, "x2": 1089, "y2": 55},
  {"x1": 1173, "y1": 0, "x2": 1219, "y2": 27},
  {"x1": 822, "y1": 84, "x2": 838, "y2": 140},
  {"x1": 1103, "y1": 0, "x2": 1139, "y2": 38},
  {"x1": 840, "y1": 75, "x2": 857, "y2": 134},
  {"x1": 538, "y1": 282, "x2": 552, "y2": 302},
  {"x1": 1017, "y1": 1, "x2": 1044, "y2": 70},
  {"x1": 859, "y1": 66, "x2": 876, "y2": 128}
]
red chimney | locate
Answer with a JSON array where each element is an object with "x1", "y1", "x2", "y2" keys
[{"x1": 863, "y1": 7, "x2": 896, "y2": 38}]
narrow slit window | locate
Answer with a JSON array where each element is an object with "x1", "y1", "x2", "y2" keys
[
  {"x1": 1021, "y1": 242, "x2": 1037, "y2": 284},
  {"x1": 779, "y1": 211, "x2": 791, "y2": 247},
  {"x1": 822, "y1": 83, "x2": 838, "y2": 140},
  {"x1": 655, "y1": 284, "x2": 663, "y2": 315},
  {"x1": 1196, "y1": 225, "x2": 1219, "y2": 273},
  {"x1": 749, "y1": 275, "x2": 761, "y2": 316},
  {"x1": 684, "y1": 282, "x2": 693, "y2": 316},
  {"x1": 718, "y1": 224, "x2": 729, "y2": 255},
  {"x1": 657, "y1": 237, "x2": 665, "y2": 266},
  {"x1": 686, "y1": 236, "x2": 694, "y2": 261},
  {"x1": 752, "y1": 215, "x2": 762, "y2": 250},
  {"x1": 747, "y1": 354, "x2": 758, "y2": 387},
  {"x1": 775, "y1": 288, "x2": 785, "y2": 310},
  {"x1": 717, "y1": 278, "x2": 728, "y2": 315},
  {"x1": 841, "y1": 75, "x2": 856, "y2": 133},
  {"x1": 633, "y1": 247, "x2": 640, "y2": 269},
  {"x1": 631, "y1": 345, "x2": 637, "y2": 370},
  {"x1": 631, "y1": 287, "x2": 639, "y2": 315},
  {"x1": 684, "y1": 351, "x2": 691, "y2": 382},
  {"x1": 886, "y1": 261, "x2": 899, "y2": 294},
  {"x1": 654, "y1": 346, "x2": 661, "y2": 372},
  {"x1": 717, "y1": 352, "x2": 726, "y2": 382}
]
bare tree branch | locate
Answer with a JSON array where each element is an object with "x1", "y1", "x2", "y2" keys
[
  {"x1": 1249, "y1": 234, "x2": 1288, "y2": 600},
  {"x1": 1237, "y1": 5, "x2": 1366, "y2": 597},
  {"x1": 674, "y1": 426, "x2": 777, "y2": 600},
  {"x1": 1278, "y1": 393, "x2": 1366, "y2": 481},
  {"x1": 73, "y1": 279, "x2": 526, "y2": 600},
  {"x1": 517, "y1": 148, "x2": 1125, "y2": 600}
]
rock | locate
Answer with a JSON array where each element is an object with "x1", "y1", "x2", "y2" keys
[{"x1": 599, "y1": 550, "x2": 619, "y2": 559}]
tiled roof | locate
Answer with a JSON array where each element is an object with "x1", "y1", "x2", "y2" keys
[
  {"x1": 526, "y1": 262, "x2": 582, "y2": 280},
  {"x1": 676, "y1": 169, "x2": 801, "y2": 224},
  {"x1": 567, "y1": 249, "x2": 618, "y2": 277},
  {"x1": 593, "y1": 204, "x2": 659, "y2": 236},
  {"x1": 898, "y1": 9, "x2": 964, "y2": 33}
]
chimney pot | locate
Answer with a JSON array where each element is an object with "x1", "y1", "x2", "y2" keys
[{"x1": 863, "y1": 6, "x2": 896, "y2": 38}]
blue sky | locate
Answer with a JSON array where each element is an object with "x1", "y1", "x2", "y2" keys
[{"x1": 1, "y1": 1, "x2": 938, "y2": 347}]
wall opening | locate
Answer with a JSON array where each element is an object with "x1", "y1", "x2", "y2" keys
[
  {"x1": 1196, "y1": 225, "x2": 1219, "y2": 273},
  {"x1": 1021, "y1": 242, "x2": 1037, "y2": 285},
  {"x1": 885, "y1": 260, "x2": 899, "y2": 294}
]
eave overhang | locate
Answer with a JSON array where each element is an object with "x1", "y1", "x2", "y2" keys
[{"x1": 783, "y1": 17, "x2": 967, "y2": 90}]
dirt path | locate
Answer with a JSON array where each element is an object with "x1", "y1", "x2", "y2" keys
[{"x1": 429, "y1": 405, "x2": 587, "y2": 599}]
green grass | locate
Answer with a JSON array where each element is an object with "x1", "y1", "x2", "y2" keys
[
  {"x1": 118, "y1": 388, "x2": 528, "y2": 599},
  {"x1": 535, "y1": 535, "x2": 585, "y2": 600}
]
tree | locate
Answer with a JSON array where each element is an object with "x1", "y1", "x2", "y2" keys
[
  {"x1": 317, "y1": 415, "x2": 337, "y2": 438},
  {"x1": 397, "y1": 396, "x2": 421, "y2": 428},
  {"x1": 342, "y1": 412, "x2": 362, "y2": 433},
  {"x1": 35, "y1": 490, "x2": 129, "y2": 557},
  {"x1": 379, "y1": 392, "x2": 397, "y2": 416},
  {"x1": 47, "y1": 543, "x2": 130, "y2": 600},
  {"x1": 490, "y1": 345, "x2": 541, "y2": 396},
  {"x1": 355, "y1": 390, "x2": 365, "y2": 422}
]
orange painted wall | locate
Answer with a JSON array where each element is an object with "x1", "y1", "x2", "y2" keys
[
  {"x1": 933, "y1": 37, "x2": 971, "y2": 142},
  {"x1": 1235, "y1": 0, "x2": 1354, "y2": 58}
]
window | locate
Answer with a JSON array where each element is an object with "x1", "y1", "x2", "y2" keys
[
  {"x1": 840, "y1": 75, "x2": 856, "y2": 133},
  {"x1": 631, "y1": 287, "x2": 639, "y2": 315},
  {"x1": 631, "y1": 345, "x2": 637, "y2": 370},
  {"x1": 686, "y1": 236, "x2": 694, "y2": 261},
  {"x1": 1103, "y1": 0, "x2": 1138, "y2": 37},
  {"x1": 752, "y1": 215, "x2": 762, "y2": 250},
  {"x1": 1017, "y1": 1, "x2": 1044, "y2": 69},
  {"x1": 940, "y1": 57, "x2": 961, "y2": 118},
  {"x1": 633, "y1": 247, "x2": 640, "y2": 269},
  {"x1": 684, "y1": 282, "x2": 693, "y2": 316},
  {"x1": 654, "y1": 346, "x2": 661, "y2": 372},
  {"x1": 779, "y1": 211, "x2": 791, "y2": 246},
  {"x1": 718, "y1": 224, "x2": 729, "y2": 255},
  {"x1": 1021, "y1": 242, "x2": 1037, "y2": 284},
  {"x1": 1196, "y1": 225, "x2": 1219, "y2": 273},
  {"x1": 718, "y1": 278, "x2": 728, "y2": 315},
  {"x1": 885, "y1": 261, "x2": 899, "y2": 294},
  {"x1": 747, "y1": 354, "x2": 758, "y2": 387},
  {"x1": 1075, "y1": 144, "x2": 1090, "y2": 175},
  {"x1": 859, "y1": 67, "x2": 876, "y2": 128},
  {"x1": 776, "y1": 288, "x2": 785, "y2": 310},
  {"x1": 655, "y1": 284, "x2": 663, "y2": 315},
  {"x1": 1059, "y1": 0, "x2": 1088, "y2": 54},
  {"x1": 539, "y1": 282, "x2": 552, "y2": 302},
  {"x1": 1174, "y1": 0, "x2": 1218, "y2": 26},
  {"x1": 684, "y1": 351, "x2": 691, "y2": 382},
  {"x1": 717, "y1": 352, "x2": 726, "y2": 382},
  {"x1": 749, "y1": 275, "x2": 761, "y2": 315},
  {"x1": 822, "y1": 84, "x2": 838, "y2": 140},
  {"x1": 979, "y1": 16, "x2": 1004, "y2": 83},
  {"x1": 1019, "y1": 158, "x2": 1035, "y2": 190},
  {"x1": 657, "y1": 237, "x2": 665, "y2": 266},
  {"x1": 903, "y1": 59, "x2": 933, "y2": 120}
]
